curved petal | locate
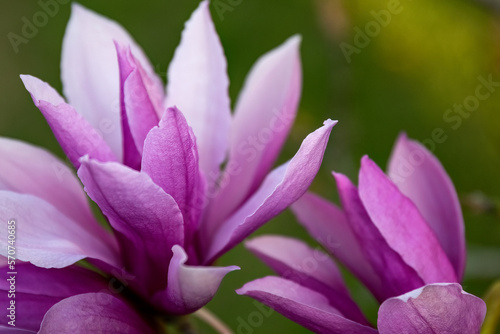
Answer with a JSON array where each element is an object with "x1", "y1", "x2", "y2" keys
[
  {"x1": 20, "y1": 75, "x2": 117, "y2": 169},
  {"x1": 237, "y1": 276, "x2": 377, "y2": 334},
  {"x1": 387, "y1": 133, "x2": 465, "y2": 280},
  {"x1": 359, "y1": 156, "x2": 457, "y2": 284},
  {"x1": 333, "y1": 172, "x2": 424, "y2": 301},
  {"x1": 207, "y1": 36, "x2": 302, "y2": 231},
  {"x1": 166, "y1": 0, "x2": 231, "y2": 190},
  {"x1": 0, "y1": 191, "x2": 120, "y2": 269},
  {"x1": 378, "y1": 283, "x2": 486, "y2": 334},
  {"x1": 153, "y1": 245, "x2": 239, "y2": 315},
  {"x1": 142, "y1": 107, "x2": 204, "y2": 252},
  {"x1": 115, "y1": 42, "x2": 163, "y2": 169},
  {"x1": 246, "y1": 235, "x2": 369, "y2": 325},
  {"x1": 205, "y1": 120, "x2": 336, "y2": 263},
  {"x1": 39, "y1": 293, "x2": 155, "y2": 334},
  {"x1": 0, "y1": 264, "x2": 107, "y2": 332},
  {"x1": 0, "y1": 137, "x2": 117, "y2": 248},
  {"x1": 78, "y1": 158, "x2": 184, "y2": 294},
  {"x1": 61, "y1": 3, "x2": 161, "y2": 161}
]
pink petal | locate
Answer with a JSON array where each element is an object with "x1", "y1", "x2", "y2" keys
[
  {"x1": 206, "y1": 36, "x2": 302, "y2": 232},
  {"x1": 77, "y1": 158, "x2": 184, "y2": 294},
  {"x1": 165, "y1": 0, "x2": 231, "y2": 190},
  {"x1": 378, "y1": 283, "x2": 486, "y2": 334},
  {"x1": 0, "y1": 264, "x2": 107, "y2": 332},
  {"x1": 153, "y1": 245, "x2": 239, "y2": 315},
  {"x1": 115, "y1": 42, "x2": 163, "y2": 169},
  {"x1": 334, "y1": 172, "x2": 424, "y2": 301},
  {"x1": 359, "y1": 156, "x2": 457, "y2": 283},
  {"x1": 61, "y1": 3, "x2": 161, "y2": 161},
  {"x1": 0, "y1": 137, "x2": 116, "y2": 248},
  {"x1": 205, "y1": 120, "x2": 336, "y2": 263},
  {"x1": 142, "y1": 107, "x2": 204, "y2": 253},
  {"x1": 0, "y1": 191, "x2": 120, "y2": 269},
  {"x1": 20, "y1": 75, "x2": 117, "y2": 168},
  {"x1": 39, "y1": 293, "x2": 155, "y2": 334},
  {"x1": 246, "y1": 235, "x2": 369, "y2": 325},
  {"x1": 387, "y1": 133, "x2": 465, "y2": 280},
  {"x1": 237, "y1": 276, "x2": 377, "y2": 334}
]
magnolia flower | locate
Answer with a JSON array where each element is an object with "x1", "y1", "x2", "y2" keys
[
  {"x1": 237, "y1": 134, "x2": 487, "y2": 333},
  {"x1": 0, "y1": 1, "x2": 335, "y2": 332}
]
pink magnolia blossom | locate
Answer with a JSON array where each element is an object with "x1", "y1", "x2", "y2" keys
[
  {"x1": 0, "y1": 1, "x2": 335, "y2": 332},
  {"x1": 238, "y1": 134, "x2": 486, "y2": 333}
]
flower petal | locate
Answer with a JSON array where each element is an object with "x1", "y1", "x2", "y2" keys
[
  {"x1": 61, "y1": 3, "x2": 161, "y2": 161},
  {"x1": 205, "y1": 120, "x2": 336, "y2": 263},
  {"x1": 387, "y1": 133, "x2": 465, "y2": 280},
  {"x1": 0, "y1": 191, "x2": 120, "y2": 269},
  {"x1": 39, "y1": 293, "x2": 155, "y2": 334},
  {"x1": 115, "y1": 42, "x2": 163, "y2": 169},
  {"x1": 142, "y1": 107, "x2": 204, "y2": 254},
  {"x1": 246, "y1": 235, "x2": 369, "y2": 325},
  {"x1": 166, "y1": 0, "x2": 231, "y2": 189},
  {"x1": 359, "y1": 156, "x2": 457, "y2": 284},
  {"x1": 378, "y1": 283, "x2": 486, "y2": 334},
  {"x1": 237, "y1": 276, "x2": 377, "y2": 334},
  {"x1": 0, "y1": 137, "x2": 117, "y2": 249},
  {"x1": 333, "y1": 172, "x2": 424, "y2": 301},
  {"x1": 0, "y1": 264, "x2": 107, "y2": 332},
  {"x1": 78, "y1": 158, "x2": 184, "y2": 294},
  {"x1": 206, "y1": 36, "x2": 302, "y2": 231},
  {"x1": 153, "y1": 245, "x2": 239, "y2": 315},
  {"x1": 20, "y1": 75, "x2": 117, "y2": 168}
]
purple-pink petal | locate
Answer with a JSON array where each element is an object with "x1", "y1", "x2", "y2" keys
[
  {"x1": 153, "y1": 245, "x2": 239, "y2": 315},
  {"x1": 39, "y1": 293, "x2": 155, "y2": 334},
  {"x1": 205, "y1": 120, "x2": 336, "y2": 263},
  {"x1": 0, "y1": 264, "x2": 107, "y2": 332},
  {"x1": 245, "y1": 235, "x2": 369, "y2": 325},
  {"x1": 0, "y1": 191, "x2": 120, "y2": 269},
  {"x1": 61, "y1": 3, "x2": 161, "y2": 161},
  {"x1": 387, "y1": 133, "x2": 465, "y2": 280},
  {"x1": 206, "y1": 36, "x2": 302, "y2": 233},
  {"x1": 334, "y1": 172, "x2": 424, "y2": 301},
  {"x1": 359, "y1": 156, "x2": 457, "y2": 284},
  {"x1": 77, "y1": 158, "x2": 184, "y2": 294},
  {"x1": 237, "y1": 276, "x2": 377, "y2": 334},
  {"x1": 142, "y1": 107, "x2": 204, "y2": 252},
  {"x1": 165, "y1": 0, "x2": 231, "y2": 191},
  {"x1": 378, "y1": 283, "x2": 486, "y2": 334},
  {"x1": 20, "y1": 75, "x2": 117, "y2": 169}
]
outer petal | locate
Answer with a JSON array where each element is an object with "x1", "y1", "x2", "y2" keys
[
  {"x1": 61, "y1": 3, "x2": 161, "y2": 161},
  {"x1": 246, "y1": 235, "x2": 369, "y2": 325},
  {"x1": 166, "y1": 0, "x2": 231, "y2": 189},
  {"x1": 237, "y1": 276, "x2": 377, "y2": 334},
  {"x1": 334, "y1": 172, "x2": 424, "y2": 301},
  {"x1": 78, "y1": 158, "x2": 184, "y2": 294},
  {"x1": 387, "y1": 133, "x2": 465, "y2": 280},
  {"x1": 205, "y1": 120, "x2": 336, "y2": 263},
  {"x1": 378, "y1": 283, "x2": 486, "y2": 334},
  {"x1": 206, "y1": 36, "x2": 302, "y2": 231},
  {"x1": 115, "y1": 42, "x2": 163, "y2": 169},
  {"x1": 0, "y1": 137, "x2": 116, "y2": 247},
  {"x1": 0, "y1": 191, "x2": 120, "y2": 269},
  {"x1": 153, "y1": 245, "x2": 239, "y2": 315},
  {"x1": 39, "y1": 293, "x2": 155, "y2": 334},
  {"x1": 142, "y1": 107, "x2": 204, "y2": 252},
  {"x1": 20, "y1": 75, "x2": 117, "y2": 168},
  {"x1": 359, "y1": 156, "x2": 457, "y2": 284},
  {"x1": 0, "y1": 264, "x2": 107, "y2": 332}
]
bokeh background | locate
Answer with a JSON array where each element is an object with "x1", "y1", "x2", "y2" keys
[{"x1": 1, "y1": 0, "x2": 500, "y2": 332}]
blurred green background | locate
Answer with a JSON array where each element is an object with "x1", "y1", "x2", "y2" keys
[{"x1": 1, "y1": 0, "x2": 500, "y2": 332}]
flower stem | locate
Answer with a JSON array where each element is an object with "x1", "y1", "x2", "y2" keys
[{"x1": 193, "y1": 308, "x2": 233, "y2": 334}]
